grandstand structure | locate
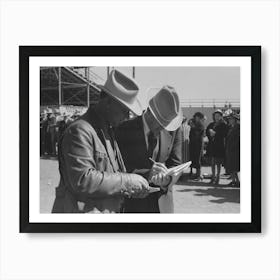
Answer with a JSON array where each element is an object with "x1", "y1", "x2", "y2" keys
[
  {"x1": 40, "y1": 67, "x2": 240, "y2": 124},
  {"x1": 40, "y1": 67, "x2": 103, "y2": 108}
]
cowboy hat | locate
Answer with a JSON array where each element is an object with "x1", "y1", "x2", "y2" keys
[
  {"x1": 148, "y1": 85, "x2": 183, "y2": 131},
  {"x1": 213, "y1": 109, "x2": 223, "y2": 116},
  {"x1": 225, "y1": 112, "x2": 240, "y2": 120},
  {"x1": 46, "y1": 108, "x2": 53, "y2": 114},
  {"x1": 99, "y1": 69, "x2": 142, "y2": 116}
]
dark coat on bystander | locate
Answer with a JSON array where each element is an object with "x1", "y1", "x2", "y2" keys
[{"x1": 225, "y1": 123, "x2": 240, "y2": 173}]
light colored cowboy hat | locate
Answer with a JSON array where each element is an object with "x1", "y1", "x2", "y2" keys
[
  {"x1": 213, "y1": 109, "x2": 223, "y2": 116},
  {"x1": 99, "y1": 69, "x2": 142, "y2": 116},
  {"x1": 148, "y1": 85, "x2": 183, "y2": 131}
]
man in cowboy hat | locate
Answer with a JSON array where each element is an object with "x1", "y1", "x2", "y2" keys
[
  {"x1": 116, "y1": 86, "x2": 183, "y2": 213},
  {"x1": 52, "y1": 69, "x2": 150, "y2": 214}
]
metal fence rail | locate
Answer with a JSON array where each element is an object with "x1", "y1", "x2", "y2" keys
[{"x1": 181, "y1": 99, "x2": 240, "y2": 108}]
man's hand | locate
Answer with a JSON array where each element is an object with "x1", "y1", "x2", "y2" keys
[
  {"x1": 121, "y1": 173, "x2": 150, "y2": 198},
  {"x1": 150, "y1": 173, "x2": 171, "y2": 191},
  {"x1": 149, "y1": 161, "x2": 168, "y2": 179}
]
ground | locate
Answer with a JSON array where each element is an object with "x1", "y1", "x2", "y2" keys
[{"x1": 40, "y1": 158, "x2": 240, "y2": 213}]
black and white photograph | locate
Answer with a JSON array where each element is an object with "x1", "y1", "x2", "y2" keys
[
  {"x1": 3, "y1": 0, "x2": 280, "y2": 279},
  {"x1": 20, "y1": 46, "x2": 260, "y2": 232},
  {"x1": 40, "y1": 66, "x2": 241, "y2": 214}
]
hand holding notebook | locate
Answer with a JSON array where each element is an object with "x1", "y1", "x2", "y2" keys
[{"x1": 149, "y1": 158, "x2": 192, "y2": 189}]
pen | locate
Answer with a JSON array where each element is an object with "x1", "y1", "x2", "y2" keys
[{"x1": 149, "y1": 157, "x2": 169, "y2": 174}]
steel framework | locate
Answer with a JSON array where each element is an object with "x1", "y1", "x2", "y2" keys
[{"x1": 40, "y1": 67, "x2": 102, "y2": 107}]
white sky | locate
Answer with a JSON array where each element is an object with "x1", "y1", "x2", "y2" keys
[{"x1": 93, "y1": 66, "x2": 240, "y2": 108}]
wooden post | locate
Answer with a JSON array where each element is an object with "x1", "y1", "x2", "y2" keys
[{"x1": 58, "y1": 67, "x2": 62, "y2": 106}]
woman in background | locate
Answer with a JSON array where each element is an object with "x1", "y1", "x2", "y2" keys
[
  {"x1": 225, "y1": 113, "x2": 240, "y2": 187},
  {"x1": 189, "y1": 112, "x2": 205, "y2": 180},
  {"x1": 206, "y1": 110, "x2": 228, "y2": 184},
  {"x1": 181, "y1": 117, "x2": 191, "y2": 163}
]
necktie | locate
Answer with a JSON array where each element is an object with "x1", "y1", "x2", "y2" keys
[
  {"x1": 148, "y1": 131, "x2": 158, "y2": 159},
  {"x1": 109, "y1": 127, "x2": 126, "y2": 172}
]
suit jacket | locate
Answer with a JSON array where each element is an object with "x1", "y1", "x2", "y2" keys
[
  {"x1": 116, "y1": 116, "x2": 182, "y2": 213},
  {"x1": 52, "y1": 108, "x2": 126, "y2": 214}
]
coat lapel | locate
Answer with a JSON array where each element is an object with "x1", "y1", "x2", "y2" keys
[
  {"x1": 100, "y1": 130, "x2": 119, "y2": 172},
  {"x1": 137, "y1": 117, "x2": 152, "y2": 166},
  {"x1": 157, "y1": 130, "x2": 172, "y2": 162},
  {"x1": 82, "y1": 108, "x2": 119, "y2": 172}
]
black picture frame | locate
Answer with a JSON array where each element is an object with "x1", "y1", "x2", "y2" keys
[{"x1": 20, "y1": 46, "x2": 261, "y2": 233}]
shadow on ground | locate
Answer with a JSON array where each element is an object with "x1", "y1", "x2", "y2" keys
[
  {"x1": 176, "y1": 184, "x2": 240, "y2": 204},
  {"x1": 176, "y1": 180, "x2": 211, "y2": 187},
  {"x1": 40, "y1": 156, "x2": 58, "y2": 161}
]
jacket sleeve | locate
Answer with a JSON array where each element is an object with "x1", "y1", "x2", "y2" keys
[
  {"x1": 132, "y1": 168, "x2": 150, "y2": 180},
  {"x1": 166, "y1": 127, "x2": 183, "y2": 168},
  {"x1": 61, "y1": 123, "x2": 124, "y2": 199}
]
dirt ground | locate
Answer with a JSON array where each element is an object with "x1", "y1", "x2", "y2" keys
[{"x1": 40, "y1": 158, "x2": 240, "y2": 213}]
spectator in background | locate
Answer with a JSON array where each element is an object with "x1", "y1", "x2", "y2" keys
[
  {"x1": 189, "y1": 112, "x2": 206, "y2": 180},
  {"x1": 40, "y1": 110, "x2": 48, "y2": 155},
  {"x1": 48, "y1": 110, "x2": 58, "y2": 156},
  {"x1": 225, "y1": 113, "x2": 240, "y2": 187},
  {"x1": 181, "y1": 116, "x2": 191, "y2": 163},
  {"x1": 40, "y1": 107, "x2": 84, "y2": 157},
  {"x1": 57, "y1": 114, "x2": 69, "y2": 141},
  {"x1": 206, "y1": 110, "x2": 228, "y2": 185},
  {"x1": 45, "y1": 109, "x2": 53, "y2": 155}
]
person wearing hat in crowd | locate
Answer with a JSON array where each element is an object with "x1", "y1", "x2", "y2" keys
[
  {"x1": 40, "y1": 110, "x2": 48, "y2": 156},
  {"x1": 189, "y1": 112, "x2": 206, "y2": 180},
  {"x1": 52, "y1": 70, "x2": 150, "y2": 214},
  {"x1": 225, "y1": 112, "x2": 240, "y2": 187},
  {"x1": 206, "y1": 109, "x2": 228, "y2": 184},
  {"x1": 116, "y1": 86, "x2": 183, "y2": 213},
  {"x1": 48, "y1": 109, "x2": 59, "y2": 156},
  {"x1": 181, "y1": 116, "x2": 191, "y2": 163},
  {"x1": 45, "y1": 108, "x2": 54, "y2": 155}
]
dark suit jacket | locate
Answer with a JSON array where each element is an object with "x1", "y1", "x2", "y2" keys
[
  {"x1": 116, "y1": 116, "x2": 182, "y2": 213},
  {"x1": 52, "y1": 108, "x2": 125, "y2": 214}
]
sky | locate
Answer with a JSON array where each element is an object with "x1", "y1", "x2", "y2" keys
[{"x1": 93, "y1": 66, "x2": 240, "y2": 108}]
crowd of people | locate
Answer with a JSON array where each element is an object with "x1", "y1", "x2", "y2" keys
[
  {"x1": 40, "y1": 108, "x2": 85, "y2": 156},
  {"x1": 181, "y1": 108, "x2": 240, "y2": 187},
  {"x1": 41, "y1": 105, "x2": 240, "y2": 189}
]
